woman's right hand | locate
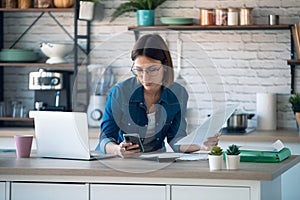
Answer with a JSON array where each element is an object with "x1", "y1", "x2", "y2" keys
[{"x1": 106, "y1": 141, "x2": 140, "y2": 158}]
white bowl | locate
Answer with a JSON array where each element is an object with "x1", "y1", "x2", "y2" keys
[{"x1": 40, "y1": 42, "x2": 74, "y2": 64}]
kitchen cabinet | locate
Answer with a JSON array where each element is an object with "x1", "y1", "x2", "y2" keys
[
  {"x1": 0, "y1": 182, "x2": 5, "y2": 200},
  {"x1": 172, "y1": 185, "x2": 250, "y2": 200},
  {"x1": 0, "y1": 6, "x2": 91, "y2": 126},
  {"x1": 11, "y1": 182, "x2": 89, "y2": 200},
  {"x1": 90, "y1": 184, "x2": 167, "y2": 200}
]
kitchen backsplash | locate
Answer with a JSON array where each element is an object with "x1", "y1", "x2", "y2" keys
[{"x1": 2, "y1": 0, "x2": 300, "y2": 129}]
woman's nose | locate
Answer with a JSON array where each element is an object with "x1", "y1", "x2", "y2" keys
[{"x1": 142, "y1": 71, "x2": 150, "y2": 80}]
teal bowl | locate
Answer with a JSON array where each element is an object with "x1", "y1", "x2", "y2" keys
[
  {"x1": 0, "y1": 49, "x2": 39, "y2": 62},
  {"x1": 160, "y1": 17, "x2": 193, "y2": 25}
]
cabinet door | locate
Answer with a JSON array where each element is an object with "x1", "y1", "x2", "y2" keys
[
  {"x1": 172, "y1": 185, "x2": 250, "y2": 200},
  {"x1": 0, "y1": 182, "x2": 5, "y2": 200},
  {"x1": 11, "y1": 182, "x2": 88, "y2": 200},
  {"x1": 91, "y1": 184, "x2": 167, "y2": 200}
]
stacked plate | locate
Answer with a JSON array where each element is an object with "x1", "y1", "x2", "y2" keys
[
  {"x1": 0, "y1": 49, "x2": 39, "y2": 62},
  {"x1": 160, "y1": 17, "x2": 193, "y2": 25}
]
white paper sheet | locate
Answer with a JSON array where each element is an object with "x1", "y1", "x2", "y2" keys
[
  {"x1": 240, "y1": 140, "x2": 285, "y2": 152},
  {"x1": 175, "y1": 104, "x2": 238, "y2": 145}
]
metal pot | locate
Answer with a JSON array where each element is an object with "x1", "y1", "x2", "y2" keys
[{"x1": 227, "y1": 113, "x2": 255, "y2": 131}]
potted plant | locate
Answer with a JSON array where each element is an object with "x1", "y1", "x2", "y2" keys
[
  {"x1": 225, "y1": 144, "x2": 241, "y2": 170},
  {"x1": 79, "y1": 0, "x2": 101, "y2": 21},
  {"x1": 208, "y1": 146, "x2": 223, "y2": 171},
  {"x1": 110, "y1": 0, "x2": 168, "y2": 26},
  {"x1": 289, "y1": 93, "x2": 300, "y2": 130}
]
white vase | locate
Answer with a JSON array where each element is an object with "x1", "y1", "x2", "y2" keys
[
  {"x1": 79, "y1": 1, "x2": 95, "y2": 21},
  {"x1": 208, "y1": 155, "x2": 223, "y2": 171},
  {"x1": 226, "y1": 154, "x2": 240, "y2": 170}
]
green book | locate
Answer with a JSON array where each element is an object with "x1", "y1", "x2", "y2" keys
[{"x1": 240, "y1": 147, "x2": 291, "y2": 163}]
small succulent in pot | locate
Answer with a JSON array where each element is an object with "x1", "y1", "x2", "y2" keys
[
  {"x1": 209, "y1": 146, "x2": 223, "y2": 156},
  {"x1": 226, "y1": 144, "x2": 240, "y2": 155}
]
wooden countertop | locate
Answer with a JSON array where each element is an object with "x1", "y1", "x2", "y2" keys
[{"x1": 0, "y1": 152, "x2": 299, "y2": 182}]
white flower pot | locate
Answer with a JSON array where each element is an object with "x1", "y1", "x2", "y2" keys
[
  {"x1": 208, "y1": 155, "x2": 223, "y2": 171},
  {"x1": 226, "y1": 154, "x2": 240, "y2": 170},
  {"x1": 79, "y1": 1, "x2": 95, "y2": 21}
]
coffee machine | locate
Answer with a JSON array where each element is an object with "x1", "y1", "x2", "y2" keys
[{"x1": 29, "y1": 68, "x2": 73, "y2": 111}]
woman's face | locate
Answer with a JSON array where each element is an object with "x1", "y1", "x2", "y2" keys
[{"x1": 133, "y1": 55, "x2": 164, "y2": 92}]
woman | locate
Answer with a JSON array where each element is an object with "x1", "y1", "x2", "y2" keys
[{"x1": 96, "y1": 34, "x2": 219, "y2": 157}]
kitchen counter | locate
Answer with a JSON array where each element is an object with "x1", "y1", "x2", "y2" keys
[
  {"x1": 0, "y1": 153, "x2": 299, "y2": 181},
  {"x1": 0, "y1": 152, "x2": 299, "y2": 200}
]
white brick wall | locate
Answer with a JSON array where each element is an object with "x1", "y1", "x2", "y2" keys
[{"x1": 2, "y1": 0, "x2": 300, "y2": 129}]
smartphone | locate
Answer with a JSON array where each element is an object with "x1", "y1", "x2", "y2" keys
[{"x1": 123, "y1": 133, "x2": 144, "y2": 153}]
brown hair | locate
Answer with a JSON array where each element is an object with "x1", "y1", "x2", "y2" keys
[{"x1": 131, "y1": 34, "x2": 174, "y2": 87}]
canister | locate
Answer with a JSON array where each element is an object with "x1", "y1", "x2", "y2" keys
[
  {"x1": 18, "y1": 0, "x2": 31, "y2": 8},
  {"x1": 240, "y1": 8, "x2": 253, "y2": 25},
  {"x1": 227, "y1": 8, "x2": 239, "y2": 26},
  {"x1": 215, "y1": 8, "x2": 227, "y2": 26},
  {"x1": 269, "y1": 15, "x2": 279, "y2": 25},
  {"x1": 5, "y1": 0, "x2": 17, "y2": 8},
  {"x1": 200, "y1": 8, "x2": 214, "y2": 25}
]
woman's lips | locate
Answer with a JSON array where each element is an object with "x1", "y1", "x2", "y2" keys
[{"x1": 143, "y1": 82, "x2": 152, "y2": 86}]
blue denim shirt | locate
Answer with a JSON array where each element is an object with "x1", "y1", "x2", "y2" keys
[{"x1": 96, "y1": 77, "x2": 188, "y2": 153}]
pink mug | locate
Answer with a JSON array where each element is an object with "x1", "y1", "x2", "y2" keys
[{"x1": 14, "y1": 135, "x2": 33, "y2": 158}]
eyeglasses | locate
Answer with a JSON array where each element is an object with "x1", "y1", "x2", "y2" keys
[{"x1": 131, "y1": 64, "x2": 162, "y2": 77}]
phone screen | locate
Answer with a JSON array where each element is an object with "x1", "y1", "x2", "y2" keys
[{"x1": 123, "y1": 133, "x2": 144, "y2": 152}]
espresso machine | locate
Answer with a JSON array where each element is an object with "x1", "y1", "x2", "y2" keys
[{"x1": 29, "y1": 68, "x2": 73, "y2": 111}]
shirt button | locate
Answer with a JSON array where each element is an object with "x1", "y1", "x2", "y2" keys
[
  {"x1": 128, "y1": 123, "x2": 131, "y2": 126},
  {"x1": 156, "y1": 138, "x2": 160, "y2": 141},
  {"x1": 145, "y1": 124, "x2": 148, "y2": 127}
]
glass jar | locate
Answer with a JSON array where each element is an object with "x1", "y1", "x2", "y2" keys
[
  {"x1": 34, "y1": 0, "x2": 51, "y2": 8},
  {"x1": 200, "y1": 8, "x2": 214, "y2": 26},
  {"x1": 240, "y1": 8, "x2": 253, "y2": 25},
  {"x1": 18, "y1": 0, "x2": 31, "y2": 9},
  {"x1": 5, "y1": 0, "x2": 17, "y2": 8},
  {"x1": 215, "y1": 8, "x2": 227, "y2": 26},
  {"x1": 227, "y1": 8, "x2": 239, "y2": 26}
]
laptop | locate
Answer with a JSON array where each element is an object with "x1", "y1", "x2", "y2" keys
[{"x1": 29, "y1": 111, "x2": 116, "y2": 160}]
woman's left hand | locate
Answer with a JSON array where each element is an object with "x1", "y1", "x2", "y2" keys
[{"x1": 203, "y1": 132, "x2": 221, "y2": 150}]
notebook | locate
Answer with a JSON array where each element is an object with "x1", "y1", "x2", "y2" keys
[{"x1": 29, "y1": 111, "x2": 116, "y2": 160}]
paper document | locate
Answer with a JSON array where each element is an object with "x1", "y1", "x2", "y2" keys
[
  {"x1": 176, "y1": 104, "x2": 238, "y2": 145},
  {"x1": 240, "y1": 140, "x2": 285, "y2": 152},
  {"x1": 139, "y1": 152, "x2": 208, "y2": 162}
]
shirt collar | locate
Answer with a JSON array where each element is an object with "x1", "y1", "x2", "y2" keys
[{"x1": 129, "y1": 85, "x2": 169, "y2": 104}]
